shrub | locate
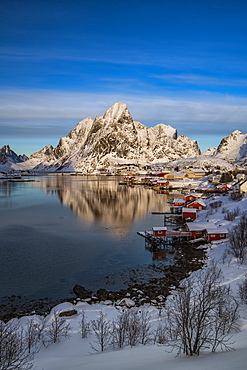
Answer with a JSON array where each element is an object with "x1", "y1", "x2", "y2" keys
[{"x1": 163, "y1": 263, "x2": 239, "y2": 356}]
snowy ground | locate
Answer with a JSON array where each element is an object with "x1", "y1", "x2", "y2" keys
[{"x1": 6, "y1": 193, "x2": 247, "y2": 369}]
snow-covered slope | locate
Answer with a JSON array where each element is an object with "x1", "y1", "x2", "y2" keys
[{"x1": 163, "y1": 156, "x2": 235, "y2": 172}]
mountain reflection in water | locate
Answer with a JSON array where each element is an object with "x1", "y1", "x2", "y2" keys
[
  {"x1": 0, "y1": 175, "x2": 179, "y2": 300},
  {"x1": 38, "y1": 175, "x2": 170, "y2": 238}
]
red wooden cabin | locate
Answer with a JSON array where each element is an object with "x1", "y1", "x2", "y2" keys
[
  {"x1": 152, "y1": 227, "x2": 167, "y2": 237},
  {"x1": 187, "y1": 199, "x2": 206, "y2": 211},
  {"x1": 182, "y1": 207, "x2": 197, "y2": 219},
  {"x1": 204, "y1": 228, "x2": 228, "y2": 241},
  {"x1": 184, "y1": 193, "x2": 202, "y2": 203}
]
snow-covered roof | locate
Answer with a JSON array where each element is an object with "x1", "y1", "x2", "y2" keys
[
  {"x1": 186, "y1": 222, "x2": 216, "y2": 231},
  {"x1": 152, "y1": 227, "x2": 167, "y2": 231},
  {"x1": 172, "y1": 198, "x2": 185, "y2": 204},
  {"x1": 187, "y1": 168, "x2": 205, "y2": 172},
  {"x1": 205, "y1": 227, "x2": 228, "y2": 234},
  {"x1": 185, "y1": 193, "x2": 202, "y2": 198},
  {"x1": 188, "y1": 199, "x2": 206, "y2": 206},
  {"x1": 182, "y1": 207, "x2": 197, "y2": 213}
]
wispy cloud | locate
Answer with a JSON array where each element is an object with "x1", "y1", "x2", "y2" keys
[
  {"x1": 0, "y1": 89, "x2": 246, "y2": 140},
  {"x1": 152, "y1": 74, "x2": 247, "y2": 87}
]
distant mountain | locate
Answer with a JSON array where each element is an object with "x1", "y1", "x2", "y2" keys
[
  {"x1": 0, "y1": 145, "x2": 28, "y2": 165},
  {"x1": 201, "y1": 147, "x2": 217, "y2": 156},
  {"x1": 29, "y1": 102, "x2": 201, "y2": 172},
  {"x1": 215, "y1": 130, "x2": 247, "y2": 166}
]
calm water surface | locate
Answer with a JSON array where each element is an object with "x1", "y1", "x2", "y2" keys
[{"x1": 0, "y1": 175, "x2": 172, "y2": 300}]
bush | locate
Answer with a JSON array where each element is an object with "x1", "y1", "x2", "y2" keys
[
  {"x1": 163, "y1": 263, "x2": 239, "y2": 356},
  {"x1": 239, "y1": 278, "x2": 247, "y2": 304},
  {"x1": 209, "y1": 200, "x2": 222, "y2": 209},
  {"x1": 0, "y1": 320, "x2": 33, "y2": 370},
  {"x1": 224, "y1": 207, "x2": 240, "y2": 221},
  {"x1": 90, "y1": 311, "x2": 112, "y2": 352},
  {"x1": 229, "y1": 193, "x2": 244, "y2": 202},
  {"x1": 228, "y1": 212, "x2": 247, "y2": 263},
  {"x1": 43, "y1": 310, "x2": 71, "y2": 346}
]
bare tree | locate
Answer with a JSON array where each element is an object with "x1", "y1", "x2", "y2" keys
[
  {"x1": 228, "y1": 212, "x2": 247, "y2": 263},
  {"x1": 112, "y1": 310, "x2": 129, "y2": 349},
  {"x1": 239, "y1": 277, "x2": 247, "y2": 304},
  {"x1": 112, "y1": 308, "x2": 153, "y2": 348},
  {"x1": 78, "y1": 310, "x2": 90, "y2": 339},
  {"x1": 24, "y1": 317, "x2": 45, "y2": 354},
  {"x1": 44, "y1": 310, "x2": 71, "y2": 346},
  {"x1": 163, "y1": 263, "x2": 239, "y2": 356},
  {"x1": 90, "y1": 311, "x2": 112, "y2": 352},
  {"x1": 125, "y1": 309, "x2": 141, "y2": 347},
  {"x1": 0, "y1": 320, "x2": 33, "y2": 370},
  {"x1": 153, "y1": 322, "x2": 166, "y2": 344},
  {"x1": 138, "y1": 310, "x2": 153, "y2": 345}
]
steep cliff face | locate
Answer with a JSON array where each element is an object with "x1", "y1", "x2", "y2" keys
[
  {"x1": 216, "y1": 130, "x2": 247, "y2": 165},
  {"x1": 30, "y1": 102, "x2": 201, "y2": 171}
]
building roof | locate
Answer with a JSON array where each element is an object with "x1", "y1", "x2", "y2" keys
[
  {"x1": 188, "y1": 199, "x2": 206, "y2": 207},
  {"x1": 185, "y1": 193, "x2": 202, "y2": 198},
  {"x1": 186, "y1": 222, "x2": 216, "y2": 231},
  {"x1": 187, "y1": 168, "x2": 205, "y2": 173},
  {"x1": 152, "y1": 227, "x2": 167, "y2": 231},
  {"x1": 172, "y1": 198, "x2": 185, "y2": 204},
  {"x1": 182, "y1": 207, "x2": 197, "y2": 213},
  {"x1": 205, "y1": 227, "x2": 228, "y2": 234}
]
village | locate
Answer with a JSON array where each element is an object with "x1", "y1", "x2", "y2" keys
[{"x1": 120, "y1": 167, "x2": 247, "y2": 253}]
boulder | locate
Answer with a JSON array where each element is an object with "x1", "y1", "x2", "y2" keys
[
  {"x1": 72, "y1": 284, "x2": 92, "y2": 299},
  {"x1": 118, "y1": 298, "x2": 135, "y2": 308},
  {"x1": 59, "y1": 309, "x2": 78, "y2": 317}
]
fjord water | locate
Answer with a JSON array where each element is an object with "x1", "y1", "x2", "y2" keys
[{"x1": 0, "y1": 175, "x2": 171, "y2": 300}]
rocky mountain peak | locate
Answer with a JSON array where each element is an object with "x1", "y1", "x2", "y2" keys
[
  {"x1": 216, "y1": 130, "x2": 247, "y2": 164},
  {"x1": 30, "y1": 144, "x2": 54, "y2": 160},
  {"x1": 0, "y1": 145, "x2": 28, "y2": 164},
  {"x1": 102, "y1": 102, "x2": 131, "y2": 122}
]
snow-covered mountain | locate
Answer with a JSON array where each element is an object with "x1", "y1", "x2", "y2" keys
[
  {"x1": 0, "y1": 145, "x2": 28, "y2": 166},
  {"x1": 215, "y1": 130, "x2": 247, "y2": 165},
  {"x1": 201, "y1": 147, "x2": 217, "y2": 156},
  {"x1": 29, "y1": 103, "x2": 201, "y2": 172},
  {"x1": 3, "y1": 103, "x2": 247, "y2": 172}
]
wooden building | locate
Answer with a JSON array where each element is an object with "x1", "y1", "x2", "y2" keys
[
  {"x1": 204, "y1": 228, "x2": 228, "y2": 242},
  {"x1": 182, "y1": 207, "x2": 197, "y2": 219},
  {"x1": 187, "y1": 199, "x2": 206, "y2": 211}
]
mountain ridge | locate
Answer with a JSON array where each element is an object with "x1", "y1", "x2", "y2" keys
[{"x1": 30, "y1": 102, "x2": 202, "y2": 172}]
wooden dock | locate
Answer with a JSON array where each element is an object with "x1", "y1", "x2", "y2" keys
[{"x1": 137, "y1": 229, "x2": 192, "y2": 250}]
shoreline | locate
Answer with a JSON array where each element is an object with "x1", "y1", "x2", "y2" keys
[{"x1": 0, "y1": 241, "x2": 207, "y2": 322}]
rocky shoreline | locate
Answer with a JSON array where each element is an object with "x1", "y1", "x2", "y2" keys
[{"x1": 0, "y1": 241, "x2": 208, "y2": 322}]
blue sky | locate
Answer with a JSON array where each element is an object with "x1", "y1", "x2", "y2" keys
[{"x1": 0, "y1": 0, "x2": 247, "y2": 156}]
